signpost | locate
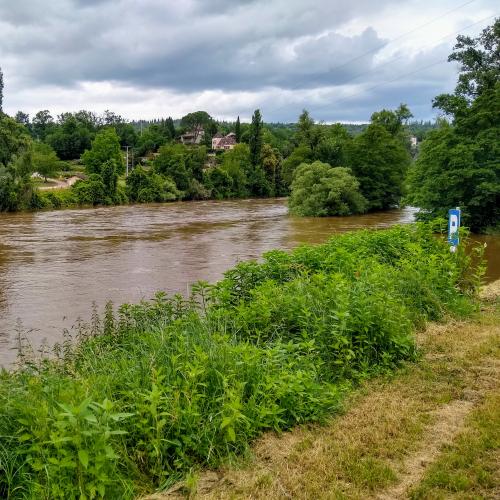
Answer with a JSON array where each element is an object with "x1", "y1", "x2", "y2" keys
[{"x1": 448, "y1": 207, "x2": 461, "y2": 253}]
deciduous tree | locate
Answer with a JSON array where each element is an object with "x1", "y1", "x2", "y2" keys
[
  {"x1": 289, "y1": 161, "x2": 367, "y2": 216},
  {"x1": 81, "y1": 127, "x2": 124, "y2": 175}
]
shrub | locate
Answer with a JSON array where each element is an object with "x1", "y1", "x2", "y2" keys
[
  {"x1": 289, "y1": 161, "x2": 367, "y2": 216},
  {"x1": 72, "y1": 174, "x2": 106, "y2": 205},
  {"x1": 0, "y1": 225, "x2": 482, "y2": 498}
]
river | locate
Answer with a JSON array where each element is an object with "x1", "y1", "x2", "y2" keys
[{"x1": 1, "y1": 198, "x2": 498, "y2": 366}]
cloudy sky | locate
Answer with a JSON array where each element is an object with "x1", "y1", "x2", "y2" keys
[{"x1": 0, "y1": 0, "x2": 497, "y2": 123}]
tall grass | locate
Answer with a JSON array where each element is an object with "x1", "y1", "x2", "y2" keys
[{"x1": 0, "y1": 224, "x2": 482, "y2": 499}]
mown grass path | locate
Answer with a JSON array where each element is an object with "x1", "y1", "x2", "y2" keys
[{"x1": 153, "y1": 282, "x2": 500, "y2": 499}]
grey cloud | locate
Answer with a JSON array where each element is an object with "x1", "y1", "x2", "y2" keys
[
  {"x1": 1, "y1": 0, "x2": 395, "y2": 91},
  {"x1": 0, "y1": 0, "x2": 497, "y2": 120}
]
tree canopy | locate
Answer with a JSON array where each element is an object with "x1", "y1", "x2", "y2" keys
[
  {"x1": 347, "y1": 123, "x2": 410, "y2": 210},
  {"x1": 408, "y1": 18, "x2": 500, "y2": 232},
  {"x1": 289, "y1": 161, "x2": 367, "y2": 216},
  {"x1": 82, "y1": 127, "x2": 124, "y2": 175}
]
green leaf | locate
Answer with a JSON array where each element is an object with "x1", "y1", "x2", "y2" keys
[
  {"x1": 220, "y1": 416, "x2": 232, "y2": 429},
  {"x1": 78, "y1": 449, "x2": 89, "y2": 469},
  {"x1": 227, "y1": 426, "x2": 236, "y2": 442}
]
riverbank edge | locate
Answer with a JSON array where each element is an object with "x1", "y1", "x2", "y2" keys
[
  {"x1": 146, "y1": 280, "x2": 500, "y2": 499},
  {"x1": 18, "y1": 189, "x2": 292, "y2": 215}
]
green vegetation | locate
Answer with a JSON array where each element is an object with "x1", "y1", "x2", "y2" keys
[
  {"x1": 410, "y1": 393, "x2": 500, "y2": 499},
  {"x1": 0, "y1": 113, "x2": 37, "y2": 211},
  {"x1": 0, "y1": 224, "x2": 482, "y2": 498},
  {"x1": 1, "y1": 20, "x2": 497, "y2": 233},
  {"x1": 81, "y1": 128, "x2": 124, "y2": 176},
  {"x1": 407, "y1": 19, "x2": 500, "y2": 232},
  {"x1": 202, "y1": 286, "x2": 499, "y2": 499},
  {"x1": 286, "y1": 106, "x2": 411, "y2": 216},
  {"x1": 288, "y1": 162, "x2": 367, "y2": 216},
  {"x1": 32, "y1": 143, "x2": 60, "y2": 182}
]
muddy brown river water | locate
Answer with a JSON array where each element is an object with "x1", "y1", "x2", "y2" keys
[{"x1": 0, "y1": 198, "x2": 498, "y2": 366}]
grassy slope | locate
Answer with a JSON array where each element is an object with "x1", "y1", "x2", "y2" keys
[{"x1": 159, "y1": 285, "x2": 499, "y2": 499}]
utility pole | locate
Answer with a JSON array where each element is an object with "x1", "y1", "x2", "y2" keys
[{"x1": 125, "y1": 146, "x2": 130, "y2": 177}]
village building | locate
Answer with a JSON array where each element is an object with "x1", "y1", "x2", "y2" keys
[
  {"x1": 180, "y1": 126, "x2": 205, "y2": 145},
  {"x1": 212, "y1": 132, "x2": 237, "y2": 150}
]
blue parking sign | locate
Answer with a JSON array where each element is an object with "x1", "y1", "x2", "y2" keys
[{"x1": 448, "y1": 208, "x2": 461, "y2": 246}]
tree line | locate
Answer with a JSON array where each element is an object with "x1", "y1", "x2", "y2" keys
[
  {"x1": 0, "y1": 18, "x2": 498, "y2": 231},
  {"x1": 0, "y1": 102, "x2": 414, "y2": 213}
]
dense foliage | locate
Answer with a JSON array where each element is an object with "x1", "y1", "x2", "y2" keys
[
  {"x1": 0, "y1": 113, "x2": 37, "y2": 211},
  {"x1": 1, "y1": 97, "x2": 417, "y2": 214},
  {"x1": 407, "y1": 18, "x2": 500, "y2": 232},
  {"x1": 0, "y1": 224, "x2": 482, "y2": 498},
  {"x1": 289, "y1": 162, "x2": 367, "y2": 216}
]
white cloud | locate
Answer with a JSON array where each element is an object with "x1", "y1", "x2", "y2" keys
[{"x1": 0, "y1": 0, "x2": 497, "y2": 121}]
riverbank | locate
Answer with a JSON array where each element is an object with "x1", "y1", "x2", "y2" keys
[
  {"x1": 0, "y1": 224, "x2": 485, "y2": 498},
  {"x1": 0, "y1": 201, "x2": 419, "y2": 366},
  {"x1": 169, "y1": 282, "x2": 498, "y2": 499}
]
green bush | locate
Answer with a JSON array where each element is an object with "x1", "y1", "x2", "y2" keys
[
  {"x1": 0, "y1": 225, "x2": 482, "y2": 498},
  {"x1": 72, "y1": 175, "x2": 106, "y2": 205},
  {"x1": 38, "y1": 189, "x2": 77, "y2": 209},
  {"x1": 288, "y1": 161, "x2": 367, "y2": 216}
]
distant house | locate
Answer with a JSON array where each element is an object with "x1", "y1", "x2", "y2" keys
[
  {"x1": 211, "y1": 132, "x2": 224, "y2": 149},
  {"x1": 180, "y1": 126, "x2": 205, "y2": 145},
  {"x1": 212, "y1": 132, "x2": 236, "y2": 150}
]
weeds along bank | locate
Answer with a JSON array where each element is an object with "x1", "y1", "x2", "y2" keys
[{"x1": 0, "y1": 224, "x2": 483, "y2": 499}]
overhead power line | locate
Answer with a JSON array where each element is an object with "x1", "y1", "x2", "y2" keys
[{"x1": 264, "y1": 0, "x2": 486, "y2": 117}]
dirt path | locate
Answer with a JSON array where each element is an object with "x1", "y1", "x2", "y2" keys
[
  {"x1": 37, "y1": 176, "x2": 81, "y2": 190},
  {"x1": 143, "y1": 282, "x2": 500, "y2": 499},
  {"x1": 376, "y1": 400, "x2": 475, "y2": 499}
]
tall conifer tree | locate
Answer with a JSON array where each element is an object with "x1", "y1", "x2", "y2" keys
[
  {"x1": 235, "y1": 115, "x2": 241, "y2": 143},
  {"x1": 248, "y1": 109, "x2": 263, "y2": 166}
]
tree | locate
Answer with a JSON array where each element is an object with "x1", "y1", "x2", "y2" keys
[
  {"x1": 437, "y1": 18, "x2": 500, "y2": 105},
  {"x1": 126, "y1": 166, "x2": 180, "y2": 203},
  {"x1": 15, "y1": 111, "x2": 30, "y2": 128},
  {"x1": 407, "y1": 87, "x2": 500, "y2": 231},
  {"x1": 347, "y1": 124, "x2": 410, "y2": 210},
  {"x1": 153, "y1": 143, "x2": 191, "y2": 191},
  {"x1": 315, "y1": 124, "x2": 351, "y2": 167},
  {"x1": 235, "y1": 116, "x2": 241, "y2": 143},
  {"x1": 180, "y1": 111, "x2": 212, "y2": 142},
  {"x1": 102, "y1": 110, "x2": 124, "y2": 126},
  {"x1": 46, "y1": 115, "x2": 92, "y2": 160},
  {"x1": 135, "y1": 124, "x2": 169, "y2": 156},
  {"x1": 72, "y1": 174, "x2": 106, "y2": 205},
  {"x1": 408, "y1": 18, "x2": 500, "y2": 231},
  {"x1": 203, "y1": 167, "x2": 233, "y2": 199},
  {"x1": 32, "y1": 110, "x2": 55, "y2": 141},
  {"x1": 370, "y1": 104, "x2": 413, "y2": 136},
  {"x1": 0, "y1": 113, "x2": 32, "y2": 166},
  {"x1": 261, "y1": 143, "x2": 281, "y2": 195},
  {"x1": 221, "y1": 143, "x2": 251, "y2": 197},
  {"x1": 33, "y1": 142, "x2": 60, "y2": 181},
  {"x1": 81, "y1": 127, "x2": 124, "y2": 175},
  {"x1": 0, "y1": 113, "x2": 35, "y2": 211},
  {"x1": 281, "y1": 145, "x2": 314, "y2": 188},
  {"x1": 289, "y1": 161, "x2": 367, "y2": 217},
  {"x1": 296, "y1": 109, "x2": 323, "y2": 150},
  {"x1": 114, "y1": 122, "x2": 138, "y2": 148},
  {"x1": 165, "y1": 117, "x2": 176, "y2": 139},
  {"x1": 248, "y1": 109, "x2": 263, "y2": 167},
  {"x1": 100, "y1": 159, "x2": 119, "y2": 196}
]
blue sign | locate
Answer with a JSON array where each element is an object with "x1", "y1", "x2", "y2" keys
[{"x1": 448, "y1": 208, "x2": 461, "y2": 246}]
